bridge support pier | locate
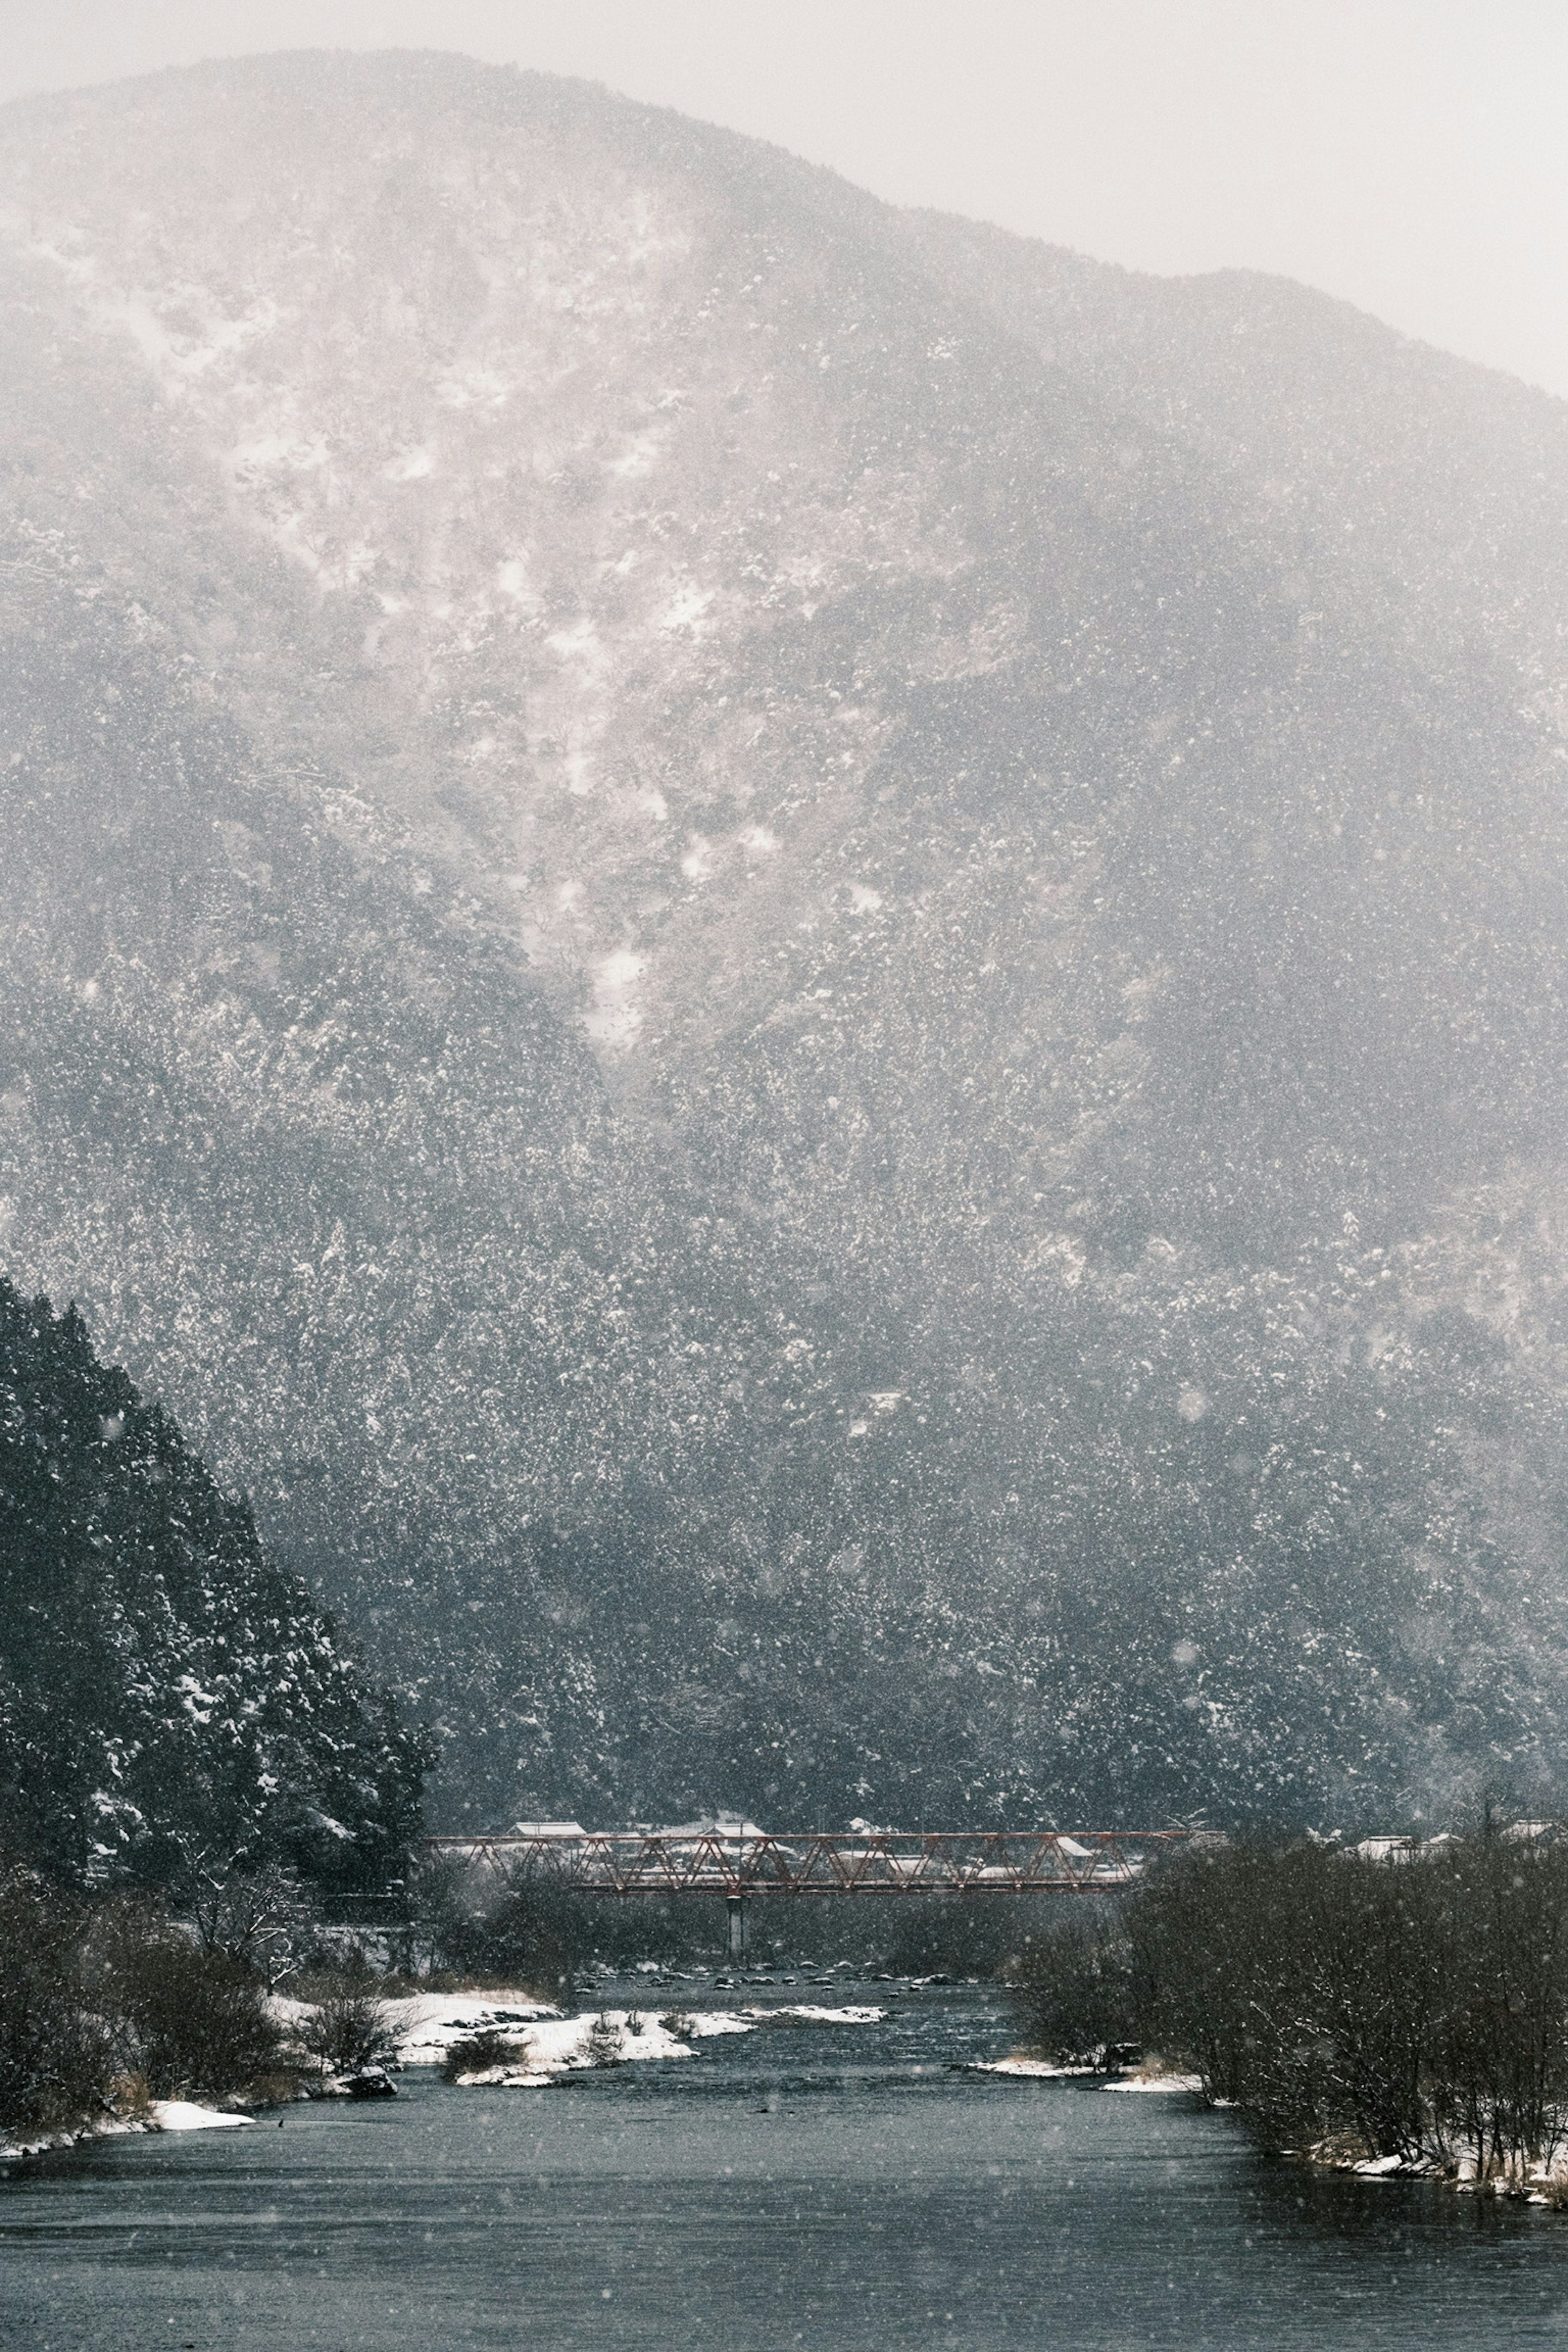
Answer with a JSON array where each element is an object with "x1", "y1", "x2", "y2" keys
[{"x1": 726, "y1": 1895, "x2": 750, "y2": 1962}]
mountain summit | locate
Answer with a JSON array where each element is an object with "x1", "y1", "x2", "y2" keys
[{"x1": 3, "y1": 50, "x2": 1568, "y2": 1829}]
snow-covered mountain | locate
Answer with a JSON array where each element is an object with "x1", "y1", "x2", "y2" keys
[{"x1": 3, "y1": 50, "x2": 1568, "y2": 1831}]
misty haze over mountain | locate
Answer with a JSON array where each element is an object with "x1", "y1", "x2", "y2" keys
[{"x1": 3, "y1": 49, "x2": 1568, "y2": 1834}]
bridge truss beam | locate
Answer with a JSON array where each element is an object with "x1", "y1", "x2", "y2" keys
[{"x1": 421, "y1": 1830, "x2": 1185, "y2": 1897}]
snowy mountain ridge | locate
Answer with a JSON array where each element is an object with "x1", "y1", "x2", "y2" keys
[{"x1": 2, "y1": 51, "x2": 1568, "y2": 1831}]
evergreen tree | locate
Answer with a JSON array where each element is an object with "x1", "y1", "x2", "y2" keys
[{"x1": 0, "y1": 1278, "x2": 431, "y2": 1892}]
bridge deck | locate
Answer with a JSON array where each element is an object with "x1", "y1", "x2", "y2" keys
[{"x1": 421, "y1": 1829, "x2": 1184, "y2": 1895}]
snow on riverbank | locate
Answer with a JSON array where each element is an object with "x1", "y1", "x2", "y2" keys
[
  {"x1": 2, "y1": 2101, "x2": 252, "y2": 2163},
  {"x1": 446, "y1": 2010, "x2": 695, "y2": 2085},
  {"x1": 753, "y1": 2004, "x2": 884, "y2": 2027},
  {"x1": 965, "y1": 2057, "x2": 1100, "y2": 2079},
  {"x1": 1294, "y1": 2138, "x2": 1568, "y2": 2203},
  {"x1": 1100, "y1": 2074, "x2": 1204, "y2": 2094},
  {"x1": 149, "y1": 2101, "x2": 252, "y2": 2132},
  {"x1": 384, "y1": 1991, "x2": 563, "y2": 2064},
  {"x1": 963, "y1": 2059, "x2": 1202, "y2": 2089},
  {"x1": 379, "y1": 1990, "x2": 888, "y2": 2085}
]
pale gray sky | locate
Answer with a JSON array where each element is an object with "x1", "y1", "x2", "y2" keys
[{"x1": 4, "y1": 1, "x2": 1566, "y2": 398}]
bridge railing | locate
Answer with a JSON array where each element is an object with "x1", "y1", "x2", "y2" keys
[{"x1": 419, "y1": 1829, "x2": 1187, "y2": 1895}]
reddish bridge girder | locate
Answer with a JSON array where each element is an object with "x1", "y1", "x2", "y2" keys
[{"x1": 420, "y1": 1830, "x2": 1186, "y2": 1895}]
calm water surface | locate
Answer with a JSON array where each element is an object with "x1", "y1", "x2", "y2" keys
[{"x1": 6, "y1": 1985, "x2": 1568, "y2": 2349}]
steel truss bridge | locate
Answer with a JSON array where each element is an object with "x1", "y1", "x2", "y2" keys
[{"x1": 423, "y1": 1828, "x2": 1183, "y2": 1898}]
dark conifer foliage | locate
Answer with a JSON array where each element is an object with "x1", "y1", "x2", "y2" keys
[{"x1": 0, "y1": 1278, "x2": 430, "y2": 1889}]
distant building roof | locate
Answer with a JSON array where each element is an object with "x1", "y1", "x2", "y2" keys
[
  {"x1": 1351, "y1": 1833, "x2": 1454, "y2": 1863},
  {"x1": 644, "y1": 1815, "x2": 765, "y2": 1840}
]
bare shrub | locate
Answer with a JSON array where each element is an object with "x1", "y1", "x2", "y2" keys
[
  {"x1": 440, "y1": 2027, "x2": 530, "y2": 2081},
  {"x1": 1007, "y1": 1905, "x2": 1138, "y2": 2064},
  {"x1": 1104, "y1": 1828, "x2": 1568, "y2": 2178},
  {"x1": 296, "y1": 1985, "x2": 400, "y2": 2078},
  {"x1": 107, "y1": 2069, "x2": 153, "y2": 2120},
  {"x1": 586, "y1": 2012, "x2": 623, "y2": 2066},
  {"x1": 0, "y1": 1864, "x2": 111, "y2": 2137},
  {"x1": 183, "y1": 1861, "x2": 318, "y2": 1991},
  {"x1": 2, "y1": 1867, "x2": 301, "y2": 2132},
  {"x1": 81, "y1": 1898, "x2": 285, "y2": 2103},
  {"x1": 1424, "y1": 1834, "x2": 1568, "y2": 2181},
  {"x1": 428, "y1": 1862, "x2": 583, "y2": 2002}
]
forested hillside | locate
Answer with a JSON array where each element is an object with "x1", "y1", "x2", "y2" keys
[
  {"x1": 1, "y1": 52, "x2": 1567, "y2": 1831},
  {"x1": 0, "y1": 1278, "x2": 428, "y2": 1885}
]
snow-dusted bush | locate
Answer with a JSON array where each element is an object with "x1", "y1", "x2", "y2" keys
[
  {"x1": 1, "y1": 1869, "x2": 290, "y2": 2134},
  {"x1": 185, "y1": 1861, "x2": 318, "y2": 1991},
  {"x1": 586, "y1": 2012, "x2": 624, "y2": 2067},
  {"x1": 1007, "y1": 1908, "x2": 1139, "y2": 2067},
  {"x1": 295, "y1": 1985, "x2": 400, "y2": 2079},
  {"x1": 1116, "y1": 1830, "x2": 1568, "y2": 2180},
  {"x1": 0, "y1": 1865, "x2": 114, "y2": 2137},
  {"x1": 80, "y1": 1896, "x2": 285, "y2": 2103},
  {"x1": 440, "y1": 2027, "x2": 530, "y2": 2082}
]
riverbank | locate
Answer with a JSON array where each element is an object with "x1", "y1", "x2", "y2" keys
[
  {"x1": 374, "y1": 1987, "x2": 888, "y2": 2085},
  {"x1": 0, "y1": 2098, "x2": 252, "y2": 2165},
  {"x1": 11, "y1": 1989, "x2": 1568, "y2": 2352},
  {"x1": 1, "y1": 1974, "x2": 904, "y2": 2163},
  {"x1": 1290, "y1": 2136, "x2": 1568, "y2": 2206},
  {"x1": 1010, "y1": 1829, "x2": 1568, "y2": 2202}
]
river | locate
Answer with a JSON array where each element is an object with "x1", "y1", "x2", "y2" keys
[{"x1": 6, "y1": 1982, "x2": 1568, "y2": 2349}]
